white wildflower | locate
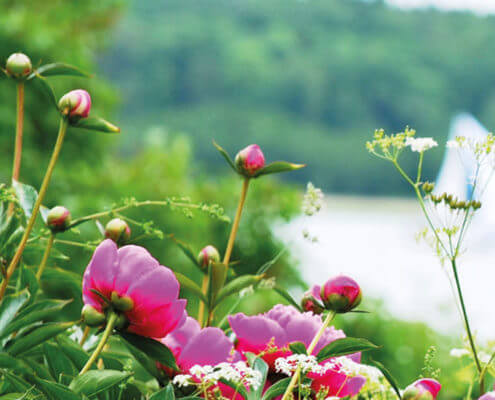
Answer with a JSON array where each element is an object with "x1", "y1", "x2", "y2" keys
[
  {"x1": 303, "y1": 182, "x2": 324, "y2": 216},
  {"x1": 173, "y1": 374, "x2": 193, "y2": 387},
  {"x1": 187, "y1": 361, "x2": 262, "y2": 390},
  {"x1": 450, "y1": 348, "x2": 470, "y2": 358},
  {"x1": 405, "y1": 137, "x2": 438, "y2": 152}
]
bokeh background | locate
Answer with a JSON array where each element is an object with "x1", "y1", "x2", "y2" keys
[{"x1": 2, "y1": 0, "x2": 495, "y2": 397}]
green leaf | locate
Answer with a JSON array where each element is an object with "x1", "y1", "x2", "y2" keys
[
  {"x1": 43, "y1": 342, "x2": 77, "y2": 381},
  {"x1": 41, "y1": 267, "x2": 82, "y2": 300},
  {"x1": 170, "y1": 237, "x2": 199, "y2": 267},
  {"x1": 119, "y1": 335, "x2": 162, "y2": 381},
  {"x1": 11, "y1": 180, "x2": 38, "y2": 220},
  {"x1": 150, "y1": 384, "x2": 175, "y2": 400},
  {"x1": 272, "y1": 286, "x2": 302, "y2": 311},
  {"x1": 1, "y1": 226, "x2": 24, "y2": 261},
  {"x1": 16, "y1": 265, "x2": 39, "y2": 302},
  {"x1": 262, "y1": 377, "x2": 291, "y2": 400},
  {"x1": 1, "y1": 370, "x2": 32, "y2": 392},
  {"x1": 69, "y1": 370, "x2": 132, "y2": 397},
  {"x1": 0, "y1": 352, "x2": 33, "y2": 373},
  {"x1": 55, "y1": 336, "x2": 89, "y2": 371},
  {"x1": 370, "y1": 359, "x2": 402, "y2": 400},
  {"x1": 31, "y1": 376, "x2": 80, "y2": 400},
  {"x1": 0, "y1": 290, "x2": 30, "y2": 338},
  {"x1": 0, "y1": 299, "x2": 70, "y2": 339},
  {"x1": 289, "y1": 341, "x2": 307, "y2": 355},
  {"x1": 7, "y1": 321, "x2": 74, "y2": 356},
  {"x1": 247, "y1": 355, "x2": 268, "y2": 399},
  {"x1": 35, "y1": 63, "x2": 91, "y2": 78},
  {"x1": 209, "y1": 261, "x2": 228, "y2": 304},
  {"x1": 72, "y1": 117, "x2": 120, "y2": 134},
  {"x1": 0, "y1": 393, "x2": 28, "y2": 400},
  {"x1": 174, "y1": 272, "x2": 207, "y2": 304},
  {"x1": 254, "y1": 161, "x2": 306, "y2": 178},
  {"x1": 214, "y1": 275, "x2": 263, "y2": 308},
  {"x1": 256, "y1": 249, "x2": 286, "y2": 275},
  {"x1": 316, "y1": 337, "x2": 379, "y2": 362},
  {"x1": 119, "y1": 332, "x2": 178, "y2": 371},
  {"x1": 39, "y1": 205, "x2": 50, "y2": 223},
  {"x1": 32, "y1": 74, "x2": 58, "y2": 109},
  {"x1": 213, "y1": 141, "x2": 237, "y2": 173}
]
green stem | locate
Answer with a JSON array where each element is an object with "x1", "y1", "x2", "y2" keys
[
  {"x1": 0, "y1": 117, "x2": 69, "y2": 301},
  {"x1": 479, "y1": 351, "x2": 495, "y2": 395},
  {"x1": 36, "y1": 233, "x2": 54, "y2": 281},
  {"x1": 451, "y1": 259, "x2": 482, "y2": 375},
  {"x1": 79, "y1": 312, "x2": 118, "y2": 375},
  {"x1": 281, "y1": 311, "x2": 336, "y2": 400}
]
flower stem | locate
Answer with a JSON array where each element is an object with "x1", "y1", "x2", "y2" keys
[
  {"x1": 36, "y1": 234, "x2": 54, "y2": 281},
  {"x1": 8, "y1": 82, "x2": 25, "y2": 216},
  {"x1": 197, "y1": 274, "x2": 209, "y2": 326},
  {"x1": 80, "y1": 325, "x2": 91, "y2": 346},
  {"x1": 79, "y1": 312, "x2": 118, "y2": 375},
  {"x1": 451, "y1": 259, "x2": 482, "y2": 375},
  {"x1": 0, "y1": 117, "x2": 69, "y2": 301},
  {"x1": 281, "y1": 311, "x2": 336, "y2": 400}
]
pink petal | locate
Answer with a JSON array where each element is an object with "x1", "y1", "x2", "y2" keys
[{"x1": 229, "y1": 313, "x2": 286, "y2": 350}]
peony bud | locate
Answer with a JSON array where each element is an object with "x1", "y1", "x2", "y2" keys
[
  {"x1": 321, "y1": 275, "x2": 362, "y2": 313},
  {"x1": 111, "y1": 291, "x2": 134, "y2": 312},
  {"x1": 479, "y1": 392, "x2": 495, "y2": 400},
  {"x1": 58, "y1": 89, "x2": 91, "y2": 120},
  {"x1": 235, "y1": 144, "x2": 265, "y2": 177},
  {"x1": 81, "y1": 304, "x2": 106, "y2": 327},
  {"x1": 5, "y1": 53, "x2": 32, "y2": 79},
  {"x1": 301, "y1": 285, "x2": 324, "y2": 314},
  {"x1": 403, "y1": 379, "x2": 441, "y2": 400},
  {"x1": 105, "y1": 218, "x2": 131, "y2": 245},
  {"x1": 197, "y1": 245, "x2": 220, "y2": 269},
  {"x1": 46, "y1": 206, "x2": 71, "y2": 233}
]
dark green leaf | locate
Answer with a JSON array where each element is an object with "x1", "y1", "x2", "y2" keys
[
  {"x1": 0, "y1": 290, "x2": 30, "y2": 338},
  {"x1": 170, "y1": 237, "x2": 199, "y2": 267},
  {"x1": 36, "y1": 63, "x2": 91, "y2": 78},
  {"x1": 119, "y1": 332, "x2": 178, "y2": 371},
  {"x1": 214, "y1": 274, "x2": 262, "y2": 307},
  {"x1": 11, "y1": 180, "x2": 37, "y2": 220},
  {"x1": 149, "y1": 384, "x2": 175, "y2": 400},
  {"x1": 1, "y1": 370, "x2": 32, "y2": 392},
  {"x1": 209, "y1": 261, "x2": 228, "y2": 305},
  {"x1": 370, "y1": 359, "x2": 402, "y2": 400},
  {"x1": 272, "y1": 286, "x2": 302, "y2": 311},
  {"x1": 43, "y1": 342, "x2": 77, "y2": 381},
  {"x1": 31, "y1": 376, "x2": 80, "y2": 400},
  {"x1": 32, "y1": 74, "x2": 58, "y2": 109},
  {"x1": 55, "y1": 336, "x2": 89, "y2": 371},
  {"x1": 0, "y1": 352, "x2": 32, "y2": 373},
  {"x1": 316, "y1": 337, "x2": 379, "y2": 362},
  {"x1": 213, "y1": 141, "x2": 237, "y2": 173},
  {"x1": 7, "y1": 321, "x2": 74, "y2": 356},
  {"x1": 69, "y1": 370, "x2": 132, "y2": 397},
  {"x1": 16, "y1": 265, "x2": 38, "y2": 301},
  {"x1": 289, "y1": 341, "x2": 307, "y2": 355},
  {"x1": 2, "y1": 226, "x2": 24, "y2": 261},
  {"x1": 262, "y1": 377, "x2": 291, "y2": 400},
  {"x1": 72, "y1": 117, "x2": 120, "y2": 134},
  {"x1": 175, "y1": 272, "x2": 207, "y2": 303},
  {"x1": 119, "y1": 335, "x2": 162, "y2": 381},
  {"x1": 41, "y1": 267, "x2": 82, "y2": 300},
  {"x1": 254, "y1": 161, "x2": 306, "y2": 177},
  {"x1": 256, "y1": 249, "x2": 286, "y2": 275}
]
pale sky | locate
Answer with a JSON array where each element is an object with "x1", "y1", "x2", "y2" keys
[{"x1": 386, "y1": 0, "x2": 495, "y2": 15}]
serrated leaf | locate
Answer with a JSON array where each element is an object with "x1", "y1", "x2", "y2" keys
[
  {"x1": 72, "y1": 117, "x2": 120, "y2": 134},
  {"x1": 150, "y1": 384, "x2": 175, "y2": 400},
  {"x1": 214, "y1": 275, "x2": 263, "y2": 308},
  {"x1": 370, "y1": 359, "x2": 402, "y2": 399},
  {"x1": 119, "y1": 332, "x2": 178, "y2": 371},
  {"x1": 316, "y1": 337, "x2": 379, "y2": 362},
  {"x1": 213, "y1": 141, "x2": 237, "y2": 173},
  {"x1": 289, "y1": 341, "x2": 307, "y2": 355},
  {"x1": 174, "y1": 272, "x2": 207, "y2": 304},
  {"x1": 262, "y1": 377, "x2": 291, "y2": 400},
  {"x1": 35, "y1": 63, "x2": 91, "y2": 78},
  {"x1": 11, "y1": 180, "x2": 38, "y2": 219},
  {"x1": 0, "y1": 290, "x2": 30, "y2": 338},
  {"x1": 254, "y1": 161, "x2": 306, "y2": 178},
  {"x1": 7, "y1": 321, "x2": 74, "y2": 356},
  {"x1": 70, "y1": 370, "x2": 131, "y2": 397},
  {"x1": 32, "y1": 74, "x2": 58, "y2": 109},
  {"x1": 272, "y1": 286, "x2": 302, "y2": 311}
]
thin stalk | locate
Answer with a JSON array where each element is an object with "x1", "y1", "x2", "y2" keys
[
  {"x1": 79, "y1": 312, "x2": 117, "y2": 375},
  {"x1": 281, "y1": 311, "x2": 336, "y2": 400},
  {"x1": 451, "y1": 259, "x2": 482, "y2": 374},
  {"x1": 8, "y1": 82, "x2": 25, "y2": 216},
  {"x1": 36, "y1": 234, "x2": 54, "y2": 281},
  {"x1": 197, "y1": 274, "x2": 209, "y2": 326},
  {"x1": 80, "y1": 325, "x2": 91, "y2": 347},
  {"x1": 479, "y1": 351, "x2": 495, "y2": 395},
  {"x1": 0, "y1": 117, "x2": 69, "y2": 301}
]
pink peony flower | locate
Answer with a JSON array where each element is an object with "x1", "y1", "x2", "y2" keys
[
  {"x1": 479, "y1": 393, "x2": 495, "y2": 400},
  {"x1": 235, "y1": 144, "x2": 266, "y2": 177},
  {"x1": 228, "y1": 304, "x2": 345, "y2": 368},
  {"x1": 403, "y1": 378, "x2": 442, "y2": 400},
  {"x1": 321, "y1": 275, "x2": 362, "y2": 313},
  {"x1": 309, "y1": 366, "x2": 366, "y2": 398},
  {"x1": 82, "y1": 239, "x2": 186, "y2": 338},
  {"x1": 58, "y1": 89, "x2": 91, "y2": 119}
]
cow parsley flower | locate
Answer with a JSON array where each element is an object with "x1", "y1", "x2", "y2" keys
[{"x1": 405, "y1": 137, "x2": 438, "y2": 152}]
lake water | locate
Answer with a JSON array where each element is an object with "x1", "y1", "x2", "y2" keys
[{"x1": 275, "y1": 195, "x2": 495, "y2": 341}]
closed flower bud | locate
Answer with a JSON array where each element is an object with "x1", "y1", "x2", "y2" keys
[
  {"x1": 403, "y1": 379, "x2": 441, "y2": 400},
  {"x1": 105, "y1": 218, "x2": 131, "y2": 245},
  {"x1": 479, "y1": 392, "x2": 495, "y2": 400},
  {"x1": 421, "y1": 182, "x2": 434, "y2": 194},
  {"x1": 46, "y1": 206, "x2": 71, "y2": 233},
  {"x1": 301, "y1": 285, "x2": 324, "y2": 314},
  {"x1": 321, "y1": 275, "x2": 362, "y2": 313},
  {"x1": 81, "y1": 304, "x2": 106, "y2": 327},
  {"x1": 58, "y1": 89, "x2": 91, "y2": 120},
  {"x1": 197, "y1": 245, "x2": 220, "y2": 269},
  {"x1": 6, "y1": 53, "x2": 32, "y2": 79},
  {"x1": 235, "y1": 144, "x2": 265, "y2": 177}
]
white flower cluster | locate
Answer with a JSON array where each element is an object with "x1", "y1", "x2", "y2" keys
[
  {"x1": 405, "y1": 137, "x2": 438, "y2": 152},
  {"x1": 275, "y1": 354, "x2": 322, "y2": 375},
  {"x1": 302, "y1": 182, "x2": 324, "y2": 216},
  {"x1": 336, "y1": 356, "x2": 381, "y2": 383},
  {"x1": 173, "y1": 361, "x2": 263, "y2": 391}
]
